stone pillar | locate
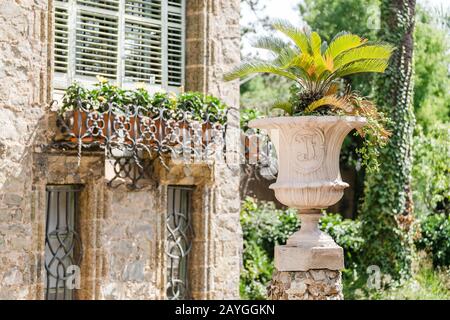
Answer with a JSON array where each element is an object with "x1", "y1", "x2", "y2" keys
[
  {"x1": 267, "y1": 210, "x2": 344, "y2": 300},
  {"x1": 185, "y1": 0, "x2": 241, "y2": 299},
  {"x1": 0, "y1": 0, "x2": 50, "y2": 299}
]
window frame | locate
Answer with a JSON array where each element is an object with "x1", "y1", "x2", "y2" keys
[
  {"x1": 53, "y1": 0, "x2": 185, "y2": 95},
  {"x1": 44, "y1": 184, "x2": 83, "y2": 300},
  {"x1": 166, "y1": 185, "x2": 194, "y2": 300}
]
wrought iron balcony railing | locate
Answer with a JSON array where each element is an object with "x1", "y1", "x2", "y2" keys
[{"x1": 49, "y1": 101, "x2": 228, "y2": 188}]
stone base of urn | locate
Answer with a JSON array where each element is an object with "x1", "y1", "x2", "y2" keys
[
  {"x1": 268, "y1": 209, "x2": 345, "y2": 300},
  {"x1": 267, "y1": 269, "x2": 343, "y2": 300}
]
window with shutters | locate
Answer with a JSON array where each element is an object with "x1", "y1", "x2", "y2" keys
[{"x1": 53, "y1": 0, "x2": 185, "y2": 93}]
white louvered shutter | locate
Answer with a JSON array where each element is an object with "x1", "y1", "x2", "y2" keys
[
  {"x1": 124, "y1": 0, "x2": 163, "y2": 85},
  {"x1": 54, "y1": 6, "x2": 69, "y2": 74},
  {"x1": 53, "y1": 0, "x2": 185, "y2": 91},
  {"x1": 75, "y1": 9, "x2": 119, "y2": 79},
  {"x1": 167, "y1": 1, "x2": 183, "y2": 87}
]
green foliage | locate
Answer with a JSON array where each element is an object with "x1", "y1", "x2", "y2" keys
[
  {"x1": 299, "y1": 0, "x2": 379, "y2": 42},
  {"x1": 240, "y1": 198, "x2": 364, "y2": 299},
  {"x1": 416, "y1": 214, "x2": 450, "y2": 268},
  {"x1": 60, "y1": 79, "x2": 228, "y2": 124},
  {"x1": 412, "y1": 125, "x2": 450, "y2": 217},
  {"x1": 360, "y1": 0, "x2": 417, "y2": 282},
  {"x1": 413, "y1": 125, "x2": 450, "y2": 270},
  {"x1": 240, "y1": 108, "x2": 263, "y2": 132},
  {"x1": 413, "y1": 9, "x2": 450, "y2": 131},
  {"x1": 240, "y1": 197, "x2": 298, "y2": 299},
  {"x1": 320, "y1": 213, "x2": 364, "y2": 269},
  {"x1": 348, "y1": 266, "x2": 450, "y2": 300}
]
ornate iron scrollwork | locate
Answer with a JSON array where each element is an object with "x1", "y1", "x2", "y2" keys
[
  {"x1": 243, "y1": 128, "x2": 278, "y2": 180},
  {"x1": 166, "y1": 186, "x2": 193, "y2": 300},
  {"x1": 45, "y1": 185, "x2": 83, "y2": 300},
  {"x1": 50, "y1": 100, "x2": 228, "y2": 188}
]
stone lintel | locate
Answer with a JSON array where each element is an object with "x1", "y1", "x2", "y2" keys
[{"x1": 274, "y1": 245, "x2": 344, "y2": 272}]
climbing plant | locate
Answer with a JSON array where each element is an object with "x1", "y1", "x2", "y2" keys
[{"x1": 360, "y1": 0, "x2": 417, "y2": 282}]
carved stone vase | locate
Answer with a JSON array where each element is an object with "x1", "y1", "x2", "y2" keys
[{"x1": 249, "y1": 116, "x2": 366, "y2": 299}]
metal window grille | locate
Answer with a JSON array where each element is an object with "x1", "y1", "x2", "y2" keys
[
  {"x1": 166, "y1": 186, "x2": 193, "y2": 300},
  {"x1": 53, "y1": 0, "x2": 185, "y2": 91},
  {"x1": 45, "y1": 185, "x2": 83, "y2": 300}
]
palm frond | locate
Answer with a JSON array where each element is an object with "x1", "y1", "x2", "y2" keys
[
  {"x1": 223, "y1": 60, "x2": 300, "y2": 82},
  {"x1": 253, "y1": 36, "x2": 292, "y2": 55},
  {"x1": 333, "y1": 44, "x2": 395, "y2": 69},
  {"x1": 325, "y1": 33, "x2": 366, "y2": 59},
  {"x1": 274, "y1": 47, "x2": 301, "y2": 68},
  {"x1": 271, "y1": 100, "x2": 294, "y2": 115},
  {"x1": 332, "y1": 59, "x2": 389, "y2": 78},
  {"x1": 305, "y1": 95, "x2": 351, "y2": 113},
  {"x1": 330, "y1": 31, "x2": 350, "y2": 42},
  {"x1": 310, "y1": 32, "x2": 322, "y2": 56},
  {"x1": 272, "y1": 19, "x2": 311, "y2": 54},
  {"x1": 287, "y1": 54, "x2": 314, "y2": 79}
]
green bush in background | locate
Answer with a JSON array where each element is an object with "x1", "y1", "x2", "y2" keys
[
  {"x1": 240, "y1": 197, "x2": 363, "y2": 299},
  {"x1": 416, "y1": 214, "x2": 450, "y2": 268},
  {"x1": 412, "y1": 124, "x2": 450, "y2": 268},
  {"x1": 240, "y1": 198, "x2": 298, "y2": 299}
]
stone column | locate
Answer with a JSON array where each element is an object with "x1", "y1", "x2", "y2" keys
[
  {"x1": 185, "y1": 0, "x2": 242, "y2": 299},
  {"x1": 267, "y1": 210, "x2": 344, "y2": 300},
  {"x1": 0, "y1": 0, "x2": 50, "y2": 299}
]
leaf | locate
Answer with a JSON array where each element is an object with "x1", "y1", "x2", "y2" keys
[
  {"x1": 332, "y1": 59, "x2": 389, "y2": 78},
  {"x1": 272, "y1": 19, "x2": 311, "y2": 54},
  {"x1": 253, "y1": 36, "x2": 292, "y2": 55},
  {"x1": 271, "y1": 101, "x2": 294, "y2": 115},
  {"x1": 305, "y1": 94, "x2": 351, "y2": 113},
  {"x1": 333, "y1": 43, "x2": 395, "y2": 69},
  {"x1": 275, "y1": 47, "x2": 301, "y2": 69},
  {"x1": 310, "y1": 32, "x2": 322, "y2": 56},
  {"x1": 223, "y1": 60, "x2": 299, "y2": 82},
  {"x1": 325, "y1": 33, "x2": 367, "y2": 59}
]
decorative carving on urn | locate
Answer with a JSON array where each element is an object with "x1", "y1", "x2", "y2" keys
[{"x1": 292, "y1": 128, "x2": 325, "y2": 174}]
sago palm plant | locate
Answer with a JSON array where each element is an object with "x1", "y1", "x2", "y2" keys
[{"x1": 224, "y1": 20, "x2": 394, "y2": 116}]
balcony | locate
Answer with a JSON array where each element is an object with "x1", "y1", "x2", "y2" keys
[{"x1": 49, "y1": 83, "x2": 229, "y2": 188}]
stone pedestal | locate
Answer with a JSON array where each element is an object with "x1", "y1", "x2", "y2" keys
[
  {"x1": 268, "y1": 210, "x2": 344, "y2": 300},
  {"x1": 267, "y1": 269, "x2": 343, "y2": 300}
]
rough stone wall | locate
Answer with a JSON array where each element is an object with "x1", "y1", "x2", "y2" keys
[
  {"x1": 185, "y1": 0, "x2": 242, "y2": 299},
  {"x1": 100, "y1": 183, "x2": 165, "y2": 299},
  {"x1": 268, "y1": 269, "x2": 344, "y2": 300},
  {"x1": 0, "y1": 0, "x2": 242, "y2": 300},
  {"x1": 0, "y1": 0, "x2": 50, "y2": 299}
]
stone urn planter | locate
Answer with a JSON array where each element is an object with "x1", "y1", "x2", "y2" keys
[{"x1": 249, "y1": 116, "x2": 366, "y2": 273}]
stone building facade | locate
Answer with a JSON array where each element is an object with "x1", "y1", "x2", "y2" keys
[{"x1": 0, "y1": 0, "x2": 241, "y2": 300}]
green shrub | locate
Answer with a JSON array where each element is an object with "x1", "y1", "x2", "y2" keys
[
  {"x1": 412, "y1": 124, "x2": 450, "y2": 268},
  {"x1": 240, "y1": 197, "x2": 298, "y2": 299},
  {"x1": 412, "y1": 124, "x2": 450, "y2": 218},
  {"x1": 60, "y1": 79, "x2": 228, "y2": 124},
  {"x1": 320, "y1": 213, "x2": 364, "y2": 269},
  {"x1": 240, "y1": 197, "x2": 364, "y2": 299},
  {"x1": 416, "y1": 214, "x2": 450, "y2": 268}
]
